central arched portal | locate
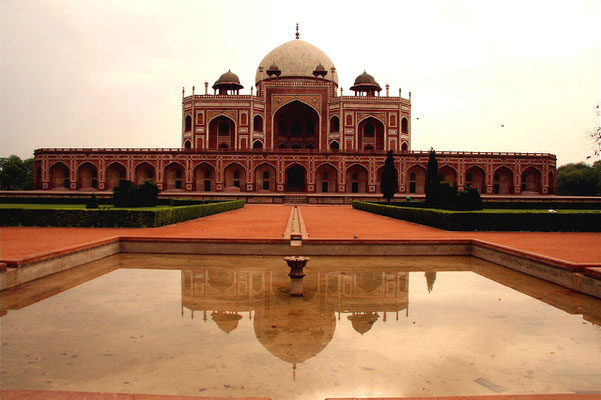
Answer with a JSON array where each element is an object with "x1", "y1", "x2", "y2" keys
[
  {"x1": 286, "y1": 165, "x2": 306, "y2": 192},
  {"x1": 274, "y1": 101, "x2": 319, "y2": 149}
]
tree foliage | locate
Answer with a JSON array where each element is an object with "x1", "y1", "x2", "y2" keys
[
  {"x1": 556, "y1": 161, "x2": 601, "y2": 196},
  {"x1": 425, "y1": 149, "x2": 440, "y2": 206},
  {"x1": 380, "y1": 150, "x2": 398, "y2": 202},
  {"x1": 0, "y1": 155, "x2": 34, "y2": 190}
]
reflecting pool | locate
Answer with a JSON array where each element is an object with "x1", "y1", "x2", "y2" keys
[{"x1": 1, "y1": 254, "x2": 600, "y2": 398}]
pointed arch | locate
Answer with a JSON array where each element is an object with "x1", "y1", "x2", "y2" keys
[
  {"x1": 208, "y1": 114, "x2": 236, "y2": 150},
  {"x1": 253, "y1": 115, "x2": 263, "y2": 132},
  {"x1": 493, "y1": 166, "x2": 514, "y2": 194},
  {"x1": 520, "y1": 166, "x2": 542, "y2": 193},
  {"x1": 49, "y1": 161, "x2": 70, "y2": 189},
  {"x1": 407, "y1": 164, "x2": 426, "y2": 194},
  {"x1": 285, "y1": 163, "x2": 307, "y2": 192},
  {"x1": 345, "y1": 163, "x2": 368, "y2": 193},
  {"x1": 401, "y1": 117, "x2": 408, "y2": 134},
  {"x1": 164, "y1": 162, "x2": 186, "y2": 190},
  {"x1": 224, "y1": 162, "x2": 246, "y2": 191},
  {"x1": 255, "y1": 162, "x2": 277, "y2": 192},
  {"x1": 358, "y1": 117, "x2": 385, "y2": 151},
  {"x1": 252, "y1": 140, "x2": 263, "y2": 149},
  {"x1": 77, "y1": 162, "x2": 98, "y2": 189},
  {"x1": 184, "y1": 115, "x2": 192, "y2": 132},
  {"x1": 316, "y1": 163, "x2": 338, "y2": 193},
  {"x1": 330, "y1": 116, "x2": 340, "y2": 133},
  {"x1": 193, "y1": 162, "x2": 215, "y2": 192},
  {"x1": 438, "y1": 165, "x2": 457, "y2": 187},
  {"x1": 134, "y1": 162, "x2": 156, "y2": 185},
  {"x1": 273, "y1": 100, "x2": 319, "y2": 150},
  {"x1": 464, "y1": 165, "x2": 486, "y2": 193},
  {"x1": 183, "y1": 140, "x2": 192, "y2": 149},
  {"x1": 105, "y1": 161, "x2": 127, "y2": 190}
]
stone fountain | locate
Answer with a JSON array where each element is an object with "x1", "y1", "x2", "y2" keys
[{"x1": 284, "y1": 256, "x2": 310, "y2": 296}]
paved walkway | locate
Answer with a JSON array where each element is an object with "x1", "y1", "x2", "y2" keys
[{"x1": 1, "y1": 205, "x2": 600, "y2": 264}]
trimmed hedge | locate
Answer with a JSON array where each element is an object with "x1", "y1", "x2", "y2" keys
[
  {"x1": 352, "y1": 201, "x2": 601, "y2": 232},
  {"x1": 0, "y1": 200, "x2": 245, "y2": 228},
  {"x1": 379, "y1": 200, "x2": 601, "y2": 210},
  {"x1": 0, "y1": 196, "x2": 226, "y2": 206}
]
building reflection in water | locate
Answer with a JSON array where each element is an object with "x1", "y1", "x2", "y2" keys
[{"x1": 181, "y1": 268, "x2": 410, "y2": 375}]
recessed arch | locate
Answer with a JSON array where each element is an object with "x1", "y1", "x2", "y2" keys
[
  {"x1": 184, "y1": 115, "x2": 192, "y2": 132},
  {"x1": 49, "y1": 161, "x2": 70, "y2": 189},
  {"x1": 184, "y1": 140, "x2": 192, "y2": 149},
  {"x1": 358, "y1": 117, "x2": 384, "y2": 151},
  {"x1": 520, "y1": 166, "x2": 542, "y2": 193},
  {"x1": 465, "y1": 165, "x2": 486, "y2": 193},
  {"x1": 401, "y1": 142, "x2": 408, "y2": 153},
  {"x1": 209, "y1": 115, "x2": 236, "y2": 150},
  {"x1": 77, "y1": 162, "x2": 98, "y2": 189},
  {"x1": 345, "y1": 164, "x2": 368, "y2": 193},
  {"x1": 193, "y1": 162, "x2": 215, "y2": 192},
  {"x1": 316, "y1": 163, "x2": 338, "y2": 193},
  {"x1": 224, "y1": 162, "x2": 246, "y2": 192},
  {"x1": 401, "y1": 117, "x2": 408, "y2": 134},
  {"x1": 164, "y1": 162, "x2": 186, "y2": 190},
  {"x1": 273, "y1": 100, "x2": 319, "y2": 150},
  {"x1": 407, "y1": 164, "x2": 426, "y2": 194},
  {"x1": 493, "y1": 166, "x2": 514, "y2": 194},
  {"x1": 438, "y1": 165, "x2": 457, "y2": 187},
  {"x1": 329, "y1": 140, "x2": 340, "y2": 150},
  {"x1": 253, "y1": 115, "x2": 263, "y2": 132},
  {"x1": 255, "y1": 162, "x2": 276, "y2": 192},
  {"x1": 330, "y1": 116, "x2": 340, "y2": 133},
  {"x1": 252, "y1": 140, "x2": 263, "y2": 149},
  {"x1": 285, "y1": 163, "x2": 307, "y2": 192},
  {"x1": 134, "y1": 162, "x2": 156, "y2": 185},
  {"x1": 105, "y1": 161, "x2": 127, "y2": 190}
]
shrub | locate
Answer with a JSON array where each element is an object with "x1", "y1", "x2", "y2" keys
[
  {"x1": 438, "y1": 182, "x2": 457, "y2": 209},
  {"x1": 113, "y1": 180, "x2": 159, "y2": 207},
  {"x1": 457, "y1": 188, "x2": 483, "y2": 211},
  {"x1": 86, "y1": 194, "x2": 99, "y2": 209}
]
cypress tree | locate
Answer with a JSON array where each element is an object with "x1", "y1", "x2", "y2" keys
[
  {"x1": 425, "y1": 148, "x2": 440, "y2": 206},
  {"x1": 380, "y1": 150, "x2": 398, "y2": 202}
]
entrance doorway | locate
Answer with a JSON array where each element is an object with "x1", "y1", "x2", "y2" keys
[{"x1": 286, "y1": 165, "x2": 306, "y2": 192}]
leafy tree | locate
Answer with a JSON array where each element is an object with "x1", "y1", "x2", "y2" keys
[
  {"x1": 557, "y1": 161, "x2": 601, "y2": 195},
  {"x1": 0, "y1": 155, "x2": 34, "y2": 190},
  {"x1": 380, "y1": 150, "x2": 398, "y2": 202},
  {"x1": 425, "y1": 148, "x2": 440, "y2": 206}
]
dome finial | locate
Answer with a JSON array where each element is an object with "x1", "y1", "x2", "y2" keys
[{"x1": 295, "y1": 23, "x2": 299, "y2": 39}]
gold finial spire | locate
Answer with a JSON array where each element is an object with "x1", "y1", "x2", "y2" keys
[{"x1": 295, "y1": 23, "x2": 299, "y2": 39}]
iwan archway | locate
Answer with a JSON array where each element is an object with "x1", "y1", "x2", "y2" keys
[{"x1": 273, "y1": 101, "x2": 319, "y2": 150}]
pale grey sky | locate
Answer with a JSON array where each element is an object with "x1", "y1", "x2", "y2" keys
[{"x1": 1, "y1": 0, "x2": 599, "y2": 166}]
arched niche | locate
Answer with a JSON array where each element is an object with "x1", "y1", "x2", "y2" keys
[
  {"x1": 465, "y1": 166, "x2": 485, "y2": 194},
  {"x1": 493, "y1": 166, "x2": 514, "y2": 194},
  {"x1": 274, "y1": 101, "x2": 318, "y2": 150},
  {"x1": 253, "y1": 115, "x2": 263, "y2": 132},
  {"x1": 521, "y1": 166, "x2": 542, "y2": 193},
  {"x1": 316, "y1": 164, "x2": 338, "y2": 193},
  {"x1": 209, "y1": 115, "x2": 235, "y2": 150},
  {"x1": 407, "y1": 165, "x2": 426, "y2": 194},
  {"x1": 164, "y1": 162, "x2": 185, "y2": 190},
  {"x1": 134, "y1": 162, "x2": 155, "y2": 185},
  {"x1": 194, "y1": 163, "x2": 215, "y2": 192},
  {"x1": 285, "y1": 164, "x2": 306, "y2": 192},
  {"x1": 77, "y1": 162, "x2": 98, "y2": 189},
  {"x1": 255, "y1": 163, "x2": 276, "y2": 192},
  {"x1": 224, "y1": 163, "x2": 246, "y2": 192},
  {"x1": 438, "y1": 165, "x2": 457, "y2": 187},
  {"x1": 49, "y1": 162, "x2": 70, "y2": 189},
  {"x1": 105, "y1": 162, "x2": 127, "y2": 190},
  {"x1": 346, "y1": 164, "x2": 368, "y2": 193},
  {"x1": 358, "y1": 117, "x2": 384, "y2": 151}
]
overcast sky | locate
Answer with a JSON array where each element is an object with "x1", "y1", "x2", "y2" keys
[{"x1": 1, "y1": 0, "x2": 599, "y2": 166}]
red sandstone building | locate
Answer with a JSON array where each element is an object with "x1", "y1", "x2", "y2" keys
[{"x1": 34, "y1": 32, "x2": 556, "y2": 199}]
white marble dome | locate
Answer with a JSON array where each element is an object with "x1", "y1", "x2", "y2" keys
[{"x1": 255, "y1": 39, "x2": 338, "y2": 86}]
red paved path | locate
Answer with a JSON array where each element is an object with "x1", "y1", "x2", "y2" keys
[{"x1": 1, "y1": 205, "x2": 600, "y2": 264}]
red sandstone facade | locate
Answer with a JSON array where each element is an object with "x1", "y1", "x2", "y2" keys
[{"x1": 34, "y1": 35, "x2": 557, "y2": 196}]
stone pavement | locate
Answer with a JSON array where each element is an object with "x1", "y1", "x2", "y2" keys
[{"x1": 1, "y1": 204, "x2": 599, "y2": 265}]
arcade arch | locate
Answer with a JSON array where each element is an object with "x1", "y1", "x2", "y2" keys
[
  {"x1": 493, "y1": 166, "x2": 514, "y2": 194},
  {"x1": 164, "y1": 162, "x2": 185, "y2": 190},
  {"x1": 316, "y1": 164, "x2": 338, "y2": 193},
  {"x1": 105, "y1": 162, "x2": 126, "y2": 190},
  {"x1": 346, "y1": 164, "x2": 368, "y2": 193},
  {"x1": 77, "y1": 162, "x2": 98, "y2": 189},
  {"x1": 407, "y1": 165, "x2": 426, "y2": 194},
  {"x1": 49, "y1": 162, "x2": 69, "y2": 189},
  {"x1": 465, "y1": 166, "x2": 485, "y2": 193},
  {"x1": 134, "y1": 162, "x2": 155, "y2": 185},
  {"x1": 194, "y1": 163, "x2": 215, "y2": 192},
  {"x1": 255, "y1": 163, "x2": 276, "y2": 192},
  {"x1": 285, "y1": 164, "x2": 306, "y2": 192},
  {"x1": 439, "y1": 165, "x2": 457, "y2": 187},
  {"x1": 224, "y1": 163, "x2": 246, "y2": 191},
  {"x1": 521, "y1": 166, "x2": 542, "y2": 193}
]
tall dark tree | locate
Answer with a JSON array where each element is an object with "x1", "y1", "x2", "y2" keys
[
  {"x1": 557, "y1": 161, "x2": 601, "y2": 195},
  {"x1": 0, "y1": 155, "x2": 34, "y2": 190},
  {"x1": 380, "y1": 150, "x2": 398, "y2": 202},
  {"x1": 425, "y1": 148, "x2": 440, "y2": 206}
]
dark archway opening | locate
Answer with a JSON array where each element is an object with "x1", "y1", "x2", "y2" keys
[
  {"x1": 286, "y1": 165, "x2": 306, "y2": 192},
  {"x1": 274, "y1": 101, "x2": 319, "y2": 149}
]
